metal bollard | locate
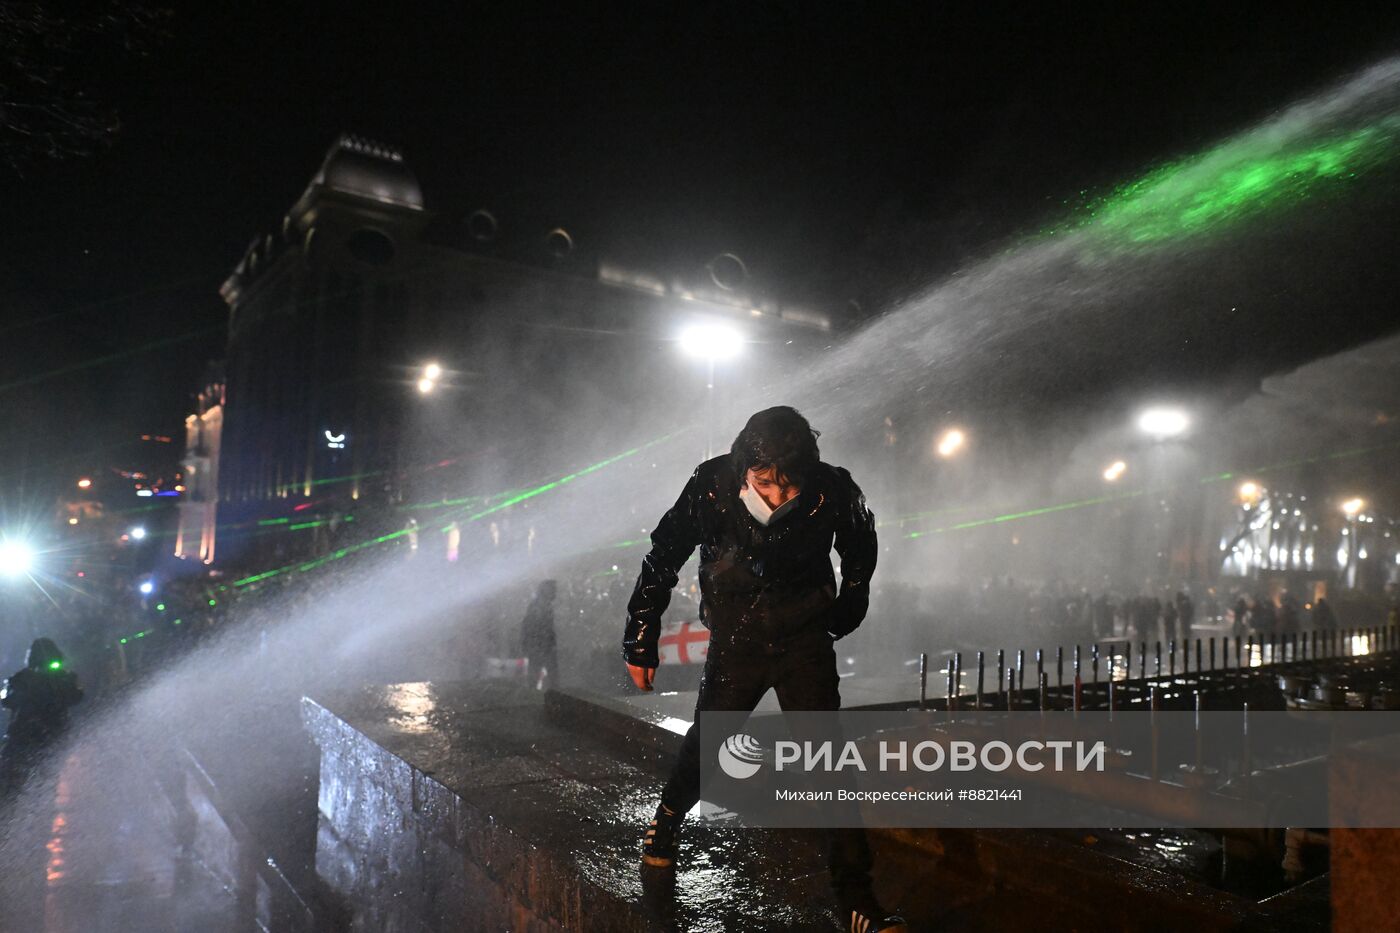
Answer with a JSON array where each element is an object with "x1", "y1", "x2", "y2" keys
[
  {"x1": 918, "y1": 652, "x2": 928, "y2": 711},
  {"x1": 1242, "y1": 701, "x2": 1252, "y2": 796},
  {"x1": 976, "y1": 650, "x2": 985, "y2": 711},
  {"x1": 1149, "y1": 685, "x2": 1161, "y2": 782},
  {"x1": 1194, "y1": 691, "x2": 1204, "y2": 771},
  {"x1": 996, "y1": 649, "x2": 1005, "y2": 708},
  {"x1": 1016, "y1": 649, "x2": 1026, "y2": 710},
  {"x1": 946, "y1": 658, "x2": 955, "y2": 716},
  {"x1": 953, "y1": 652, "x2": 963, "y2": 712}
]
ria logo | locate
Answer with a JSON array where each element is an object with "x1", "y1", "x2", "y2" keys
[{"x1": 717, "y1": 733, "x2": 764, "y2": 780}]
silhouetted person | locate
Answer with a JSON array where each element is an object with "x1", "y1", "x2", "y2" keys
[
  {"x1": 1233, "y1": 596, "x2": 1250, "y2": 636},
  {"x1": 521, "y1": 580, "x2": 558, "y2": 689},
  {"x1": 1279, "y1": 593, "x2": 1301, "y2": 633},
  {"x1": 1, "y1": 638, "x2": 83, "y2": 779},
  {"x1": 1175, "y1": 591, "x2": 1194, "y2": 644},
  {"x1": 1254, "y1": 597, "x2": 1277, "y2": 632},
  {"x1": 1311, "y1": 597, "x2": 1337, "y2": 630}
]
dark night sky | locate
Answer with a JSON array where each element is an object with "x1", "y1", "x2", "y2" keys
[{"x1": 3, "y1": 3, "x2": 1400, "y2": 497}]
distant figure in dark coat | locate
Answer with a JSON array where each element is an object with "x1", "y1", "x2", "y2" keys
[
  {"x1": 1311, "y1": 597, "x2": 1338, "y2": 630},
  {"x1": 2, "y1": 638, "x2": 83, "y2": 782},
  {"x1": 521, "y1": 580, "x2": 558, "y2": 690}
]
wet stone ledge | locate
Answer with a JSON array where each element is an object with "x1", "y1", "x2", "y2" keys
[{"x1": 301, "y1": 682, "x2": 838, "y2": 932}]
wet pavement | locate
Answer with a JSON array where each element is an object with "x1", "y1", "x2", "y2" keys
[
  {"x1": 305, "y1": 680, "x2": 1331, "y2": 932},
  {"x1": 0, "y1": 744, "x2": 241, "y2": 933},
  {"x1": 305, "y1": 681, "x2": 841, "y2": 931}
]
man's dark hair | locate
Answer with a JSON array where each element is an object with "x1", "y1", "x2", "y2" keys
[{"x1": 729, "y1": 406, "x2": 821, "y2": 485}]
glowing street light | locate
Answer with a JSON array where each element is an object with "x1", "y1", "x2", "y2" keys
[
  {"x1": 1239, "y1": 481, "x2": 1261, "y2": 501},
  {"x1": 138, "y1": 580, "x2": 155, "y2": 596},
  {"x1": 936, "y1": 428, "x2": 966, "y2": 459},
  {"x1": 0, "y1": 539, "x2": 35, "y2": 578},
  {"x1": 417, "y1": 361, "x2": 444, "y2": 395},
  {"x1": 1137, "y1": 406, "x2": 1190, "y2": 439},
  {"x1": 678, "y1": 323, "x2": 744, "y2": 362},
  {"x1": 1342, "y1": 497, "x2": 1365, "y2": 517},
  {"x1": 1103, "y1": 460, "x2": 1127, "y2": 482},
  {"x1": 77, "y1": 478, "x2": 92, "y2": 490},
  {"x1": 677, "y1": 322, "x2": 745, "y2": 458},
  {"x1": 129, "y1": 526, "x2": 147, "y2": 541}
]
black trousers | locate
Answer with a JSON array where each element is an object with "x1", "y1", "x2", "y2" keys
[{"x1": 659, "y1": 633, "x2": 875, "y2": 908}]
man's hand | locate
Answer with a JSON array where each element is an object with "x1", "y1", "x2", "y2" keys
[{"x1": 627, "y1": 663, "x2": 656, "y2": 692}]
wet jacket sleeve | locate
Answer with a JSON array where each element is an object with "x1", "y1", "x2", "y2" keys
[
  {"x1": 623, "y1": 469, "x2": 704, "y2": 668},
  {"x1": 828, "y1": 469, "x2": 878, "y2": 639}
]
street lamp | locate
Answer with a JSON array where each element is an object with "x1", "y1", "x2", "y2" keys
[
  {"x1": 77, "y1": 478, "x2": 92, "y2": 490},
  {"x1": 417, "y1": 361, "x2": 443, "y2": 394},
  {"x1": 0, "y1": 539, "x2": 34, "y2": 578},
  {"x1": 1341, "y1": 497, "x2": 1365, "y2": 588},
  {"x1": 1239, "y1": 481, "x2": 1261, "y2": 502},
  {"x1": 1137, "y1": 406, "x2": 1190, "y2": 439},
  {"x1": 678, "y1": 322, "x2": 744, "y2": 458},
  {"x1": 1103, "y1": 460, "x2": 1127, "y2": 482},
  {"x1": 936, "y1": 428, "x2": 967, "y2": 459},
  {"x1": 129, "y1": 526, "x2": 147, "y2": 541}
]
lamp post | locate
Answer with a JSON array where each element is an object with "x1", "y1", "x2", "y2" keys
[
  {"x1": 1341, "y1": 498, "x2": 1365, "y2": 589},
  {"x1": 678, "y1": 323, "x2": 744, "y2": 459},
  {"x1": 1136, "y1": 406, "x2": 1191, "y2": 581}
]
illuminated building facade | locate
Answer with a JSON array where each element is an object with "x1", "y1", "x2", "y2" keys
[
  {"x1": 175, "y1": 364, "x2": 225, "y2": 564},
  {"x1": 214, "y1": 136, "x2": 830, "y2": 564}
]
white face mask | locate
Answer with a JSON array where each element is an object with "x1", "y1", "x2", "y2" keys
[{"x1": 739, "y1": 484, "x2": 799, "y2": 526}]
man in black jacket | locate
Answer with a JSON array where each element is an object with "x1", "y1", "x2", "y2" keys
[
  {"x1": 622, "y1": 406, "x2": 904, "y2": 932},
  {"x1": 1, "y1": 637, "x2": 84, "y2": 797}
]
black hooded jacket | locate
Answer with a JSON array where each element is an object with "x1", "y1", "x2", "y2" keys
[
  {"x1": 2, "y1": 638, "x2": 83, "y2": 748},
  {"x1": 622, "y1": 455, "x2": 877, "y2": 668}
]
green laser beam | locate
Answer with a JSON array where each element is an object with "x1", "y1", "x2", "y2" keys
[
  {"x1": 1039, "y1": 104, "x2": 1400, "y2": 249},
  {"x1": 232, "y1": 433, "x2": 678, "y2": 587},
  {"x1": 904, "y1": 438, "x2": 1400, "y2": 539},
  {"x1": 0, "y1": 324, "x2": 225, "y2": 396}
]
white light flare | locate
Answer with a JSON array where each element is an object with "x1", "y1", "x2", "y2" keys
[
  {"x1": 936, "y1": 428, "x2": 966, "y2": 459},
  {"x1": 0, "y1": 539, "x2": 35, "y2": 578},
  {"x1": 678, "y1": 323, "x2": 744, "y2": 361},
  {"x1": 1137, "y1": 407, "x2": 1190, "y2": 439}
]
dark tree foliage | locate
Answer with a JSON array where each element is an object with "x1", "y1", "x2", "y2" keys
[{"x1": 0, "y1": 1, "x2": 166, "y2": 170}]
